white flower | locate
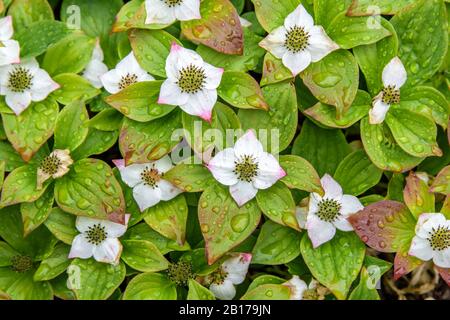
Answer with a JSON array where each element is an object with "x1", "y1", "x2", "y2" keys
[
  {"x1": 207, "y1": 130, "x2": 286, "y2": 206},
  {"x1": 68, "y1": 215, "x2": 130, "y2": 265},
  {"x1": 209, "y1": 253, "x2": 252, "y2": 300},
  {"x1": 100, "y1": 52, "x2": 154, "y2": 94},
  {"x1": 305, "y1": 174, "x2": 364, "y2": 248},
  {"x1": 144, "y1": 0, "x2": 201, "y2": 25},
  {"x1": 282, "y1": 276, "x2": 317, "y2": 300},
  {"x1": 409, "y1": 213, "x2": 450, "y2": 268},
  {"x1": 113, "y1": 155, "x2": 182, "y2": 212},
  {"x1": 37, "y1": 149, "x2": 73, "y2": 190},
  {"x1": 158, "y1": 43, "x2": 223, "y2": 122},
  {"x1": 0, "y1": 58, "x2": 59, "y2": 115},
  {"x1": 369, "y1": 56, "x2": 407, "y2": 124},
  {"x1": 82, "y1": 39, "x2": 108, "y2": 89},
  {"x1": 259, "y1": 4, "x2": 339, "y2": 76},
  {"x1": 239, "y1": 16, "x2": 252, "y2": 28},
  {"x1": 0, "y1": 16, "x2": 20, "y2": 66}
]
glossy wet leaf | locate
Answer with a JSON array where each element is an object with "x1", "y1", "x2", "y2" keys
[
  {"x1": 403, "y1": 172, "x2": 435, "y2": 219},
  {"x1": 0, "y1": 267, "x2": 53, "y2": 300},
  {"x1": 251, "y1": 0, "x2": 301, "y2": 32},
  {"x1": 44, "y1": 207, "x2": 78, "y2": 245},
  {"x1": 121, "y1": 239, "x2": 169, "y2": 273},
  {"x1": 347, "y1": 0, "x2": 417, "y2": 16},
  {"x1": 71, "y1": 128, "x2": 119, "y2": 161},
  {"x1": 20, "y1": 185, "x2": 54, "y2": 236},
  {"x1": 52, "y1": 73, "x2": 100, "y2": 105},
  {"x1": 0, "y1": 140, "x2": 25, "y2": 172},
  {"x1": 260, "y1": 52, "x2": 293, "y2": 87},
  {"x1": 34, "y1": 243, "x2": 71, "y2": 281},
  {"x1": 123, "y1": 272, "x2": 177, "y2": 300},
  {"x1": 164, "y1": 162, "x2": 214, "y2": 193},
  {"x1": 430, "y1": 165, "x2": 450, "y2": 195},
  {"x1": 54, "y1": 100, "x2": 89, "y2": 151},
  {"x1": 241, "y1": 283, "x2": 291, "y2": 300},
  {"x1": 187, "y1": 279, "x2": 215, "y2": 300}
]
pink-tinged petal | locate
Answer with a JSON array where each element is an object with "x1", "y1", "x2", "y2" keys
[
  {"x1": 179, "y1": 89, "x2": 217, "y2": 119},
  {"x1": 307, "y1": 26, "x2": 339, "y2": 63},
  {"x1": 207, "y1": 148, "x2": 238, "y2": 186},
  {"x1": 234, "y1": 130, "x2": 263, "y2": 159},
  {"x1": 93, "y1": 238, "x2": 123, "y2": 265},
  {"x1": 253, "y1": 152, "x2": 284, "y2": 190},
  {"x1": 306, "y1": 214, "x2": 336, "y2": 248},
  {"x1": 174, "y1": 0, "x2": 201, "y2": 21},
  {"x1": 369, "y1": 95, "x2": 390, "y2": 125},
  {"x1": 158, "y1": 179, "x2": 182, "y2": 201},
  {"x1": 222, "y1": 253, "x2": 252, "y2": 285},
  {"x1": 68, "y1": 234, "x2": 94, "y2": 259},
  {"x1": 210, "y1": 279, "x2": 236, "y2": 300},
  {"x1": 382, "y1": 56, "x2": 407, "y2": 89},
  {"x1": 112, "y1": 159, "x2": 125, "y2": 169},
  {"x1": 283, "y1": 276, "x2": 308, "y2": 300},
  {"x1": 230, "y1": 181, "x2": 258, "y2": 207},
  {"x1": 153, "y1": 155, "x2": 174, "y2": 174},
  {"x1": 0, "y1": 16, "x2": 13, "y2": 41},
  {"x1": 5, "y1": 91, "x2": 32, "y2": 115},
  {"x1": 117, "y1": 163, "x2": 148, "y2": 188},
  {"x1": 333, "y1": 216, "x2": 353, "y2": 231},
  {"x1": 92, "y1": 39, "x2": 104, "y2": 61},
  {"x1": 100, "y1": 217, "x2": 129, "y2": 238},
  {"x1": 340, "y1": 195, "x2": 364, "y2": 217},
  {"x1": 133, "y1": 183, "x2": 162, "y2": 211},
  {"x1": 284, "y1": 4, "x2": 314, "y2": 30},
  {"x1": 100, "y1": 69, "x2": 122, "y2": 94},
  {"x1": 203, "y1": 63, "x2": 223, "y2": 89},
  {"x1": 29, "y1": 69, "x2": 60, "y2": 101},
  {"x1": 433, "y1": 248, "x2": 450, "y2": 269},
  {"x1": 259, "y1": 26, "x2": 287, "y2": 59},
  {"x1": 320, "y1": 174, "x2": 342, "y2": 201},
  {"x1": 158, "y1": 79, "x2": 189, "y2": 106},
  {"x1": 144, "y1": 0, "x2": 176, "y2": 25},
  {"x1": 0, "y1": 39, "x2": 20, "y2": 66},
  {"x1": 282, "y1": 50, "x2": 311, "y2": 76}
]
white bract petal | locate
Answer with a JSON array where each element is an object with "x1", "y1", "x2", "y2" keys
[
  {"x1": 210, "y1": 279, "x2": 236, "y2": 300},
  {"x1": 369, "y1": 94, "x2": 390, "y2": 124},
  {"x1": 0, "y1": 16, "x2": 14, "y2": 41},
  {"x1": 36, "y1": 149, "x2": 73, "y2": 189},
  {"x1": 145, "y1": 0, "x2": 200, "y2": 25},
  {"x1": 174, "y1": 0, "x2": 201, "y2": 21},
  {"x1": 306, "y1": 214, "x2": 336, "y2": 248},
  {"x1": 282, "y1": 50, "x2": 311, "y2": 76},
  {"x1": 283, "y1": 276, "x2": 308, "y2": 300},
  {"x1": 239, "y1": 16, "x2": 252, "y2": 28},
  {"x1": 284, "y1": 4, "x2": 314, "y2": 30},
  {"x1": 68, "y1": 234, "x2": 94, "y2": 259},
  {"x1": 230, "y1": 180, "x2": 258, "y2": 206},
  {"x1": 0, "y1": 39, "x2": 20, "y2": 66},
  {"x1": 93, "y1": 238, "x2": 123, "y2": 265},
  {"x1": 207, "y1": 148, "x2": 238, "y2": 186},
  {"x1": 382, "y1": 56, "x2": 407, "y2": 89},
  {"x1": 83, "y1": 40, "x2": 108, "y2": 89},
  {"x1": 321, "y1": 174, "x2": 343, "y2": 200},
  {"x1": 222, "y1": 253, "x2": 252, "y2": 285}
]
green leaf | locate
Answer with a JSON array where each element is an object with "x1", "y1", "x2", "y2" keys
[
  {"x1": 251, "y1": 0, "x2": 301, "y2": 32},
  {"x1": 314, "y1": 0, "x2": 352, "y2": 28},
  {"x1": 34, "y1": 243, "x2": 71, "y2": 281},
  {"x1": 391, "y1": 0, "x2": 448, "y2": 87},
  {"x1": 238, "y1": 82, "x2": 298, "y2": 153},
  {"x1": 54, "y1": 158, "x2": 126, "y2": 221},
  {"x1": 0, "y1": 160, "x2": 4, "y2": 189},
  {"x1": 123, "y1": 272, "x2": 177, "y2": 300},
  {"x1": 113, "y1": 0, "x2": 160, "y2": 32},
  {"x1": 292, "y1": 119, "x2": 351, "y2": 176},
  {"x1": 54, "y1": 100, "x2": 89, "y2": 151},
  {"x1": 180, "y1": 248, "x2": 219, "y2": 276},
  {"x1": 0, "y1": 164, "x2": 49, "y2": 207},
  {"x1": 430, "y1": 165, "x2": 450, "y2": 195},
  {"x1": 143, "y1": 194, "x2": 188, "y2": 245},
  {"x1": 251, "y1": 220, "x2": 301, "y2": 265},
  {"x1": 256, "y1": 182, "x2": 299, "y2": 230},
  {"x1": 360, "y1": 117, "x2": 424, "y2": 172},
  {"x1": 121, "y1": 239, "x2": 169, "y2": 273},
  {"x1": 87, "y1": 108, "x2": 123, "y2": 131},
  {"x1": 403, "y1": 172, "x2": 435, "y2": 219},
  {"x1": 334, "y1": 149, "x2": 383, "y2": 196},
  {"x1": 347, "y1": 0, "x2": 418, "y2": 16},
  {"x1": 119, "y1": 111, "x2": 181, "y2": 164},
  {"x1": 44, "y1": 207, "x2": 78, "y2": 245},
  {"x1": 0, "y1": 241, "x2": 19, "y2": 267},
  {"x1": 198, "y1": 183, "x2": 261, "y2": 264},
  {"x1": 240, "y1": 284, "x2": 291, "y2": 300},
  {"x1": 385, "y1": 106, "x2": 441, "y2": 158},
  {"x1": 50, "y1": 274, "x2": 76, "y2": 300},
  {"x1": 20, "y1": 185, "x2": 54, "y2": 236},
  {"x1": 348, "y1": 267, "x2": 380, "y2": 300},
  {"x1": 326, "y1": 13, "x2": 391, "y2": 49},
  {"x1": 0, "y1": 140, "x2": 25, "y2": 172},
  {"x1": 218, "y1": 71, "x2": 269, "y2": 111},
  {"x1": 300, "y1": 231, "x2": 365, "y2": 300},
  {"x1": 164, "y1": 162, "x2": 214, "y2": 193},
  {"x1": 304, "y1": 90, "x2": 371, "y2": 128},
  {"x1": 260, "y1": 52, "x2": 293, "y2": 87},
  {"x1": 0, "y1": 267, "x2": 52, "y2": 300},
  {"x1": 187, "y1": 279, "x2": 216, "y2": 300},
  {"x1": 15, "y1": 20, "x2": 71, "y2": 58},
  {"x1": 71, "y1": 128, "x2": 119, "y2": 160},
  {"x1": 181, "y1": 0, "x2": 243, "y2": 55},
  {"x1": 68, "y1": 259, "x2": 126, "y2": 300},
  {"x1": 52, "y1": 73, "x2": 100, "y2": 105},
  {"x1": 246, "y1": 274, "x2": 285, "y2": 292},
  {"x1": 349, "y1": 200, "x2": 417, "y2": 253},
  {"x1": 129, "y1": 29, "x2": 182, "y2": 78},
  {"x1": 8, "y1": 0, "x2": 53, "y2": 30},
  {"x1": 105, "y1": 81, "x2": 175, "y2": 122},
  {"x1": 353, "y1": 18, "x2": 398, "y2": 96},
  {"x1": 2, "y1": 98, "x2": 58, "y2": 161},
  {"x1": 300, "y1": 50, "x2": 359, "y2": 117},
  {"x1": 42, "y1": 33, "x2": 95, "y2": 76}
]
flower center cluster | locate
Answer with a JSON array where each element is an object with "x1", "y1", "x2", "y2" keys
[
  {"x1": 284, "y1": 26, "x2": 310, "y2": 53},
  {"x1": 209, "y1": 268, "x2": 228, "y2": 285},
  {"x1": 11, "y1": 255, "x2": 33, "y2": 273},
  {"x1": 317, "y1": 198, "x2": 342, "y2": 222},
  {"x1": 167, "y1": 261, "x2": 195, "y2": 286},
  {"x1": 162, "y1": 0, "x2": 183, "y2": 7},
  {"x1": 8, "y1": 66, "x2": 33, "y2": 93},
  {"x1": 140, "y1": 165, "x2": 161, "y2": 189},
  {"x1": 234, "y1": 155, "x2": 259, "y2": 182},
  {"x1": 85, "y1": 224, "x2": 108, "y2": 245},
  {"x1": 428, "y1": 225, "x2": 450, "y2": 251},
  {"x1": 177, "y1": 64, "x2": 206, "y2": 94},
  {"x1": 39, "y1": 155, "x2": 62, "y2": 175},
  {"x1": 118, "y1": 73, "x2": 138, "y2": 90},
  {"x1": 382, "y1": 85, "x2": 400, "y2": 105}
]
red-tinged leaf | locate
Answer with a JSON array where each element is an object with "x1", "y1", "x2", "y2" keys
[
  {"x1": 403, "y1": 172, "x2": 435, "y2": 219},
  {"x1": 430, "y1": 165, "x2": 450, "y2": 195},
  {"x1": 181, "y1": 0, "x2": 243, "y2": 55},
  {"x1": 436, "y1": 266, "x2": 450, "y2": 287},
  {"x1": 393, "y1": 250, "x2": 423, "y2": 280},
  {"x1": 348, "y1": 200, "x2": 417, "y2": 253}
]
